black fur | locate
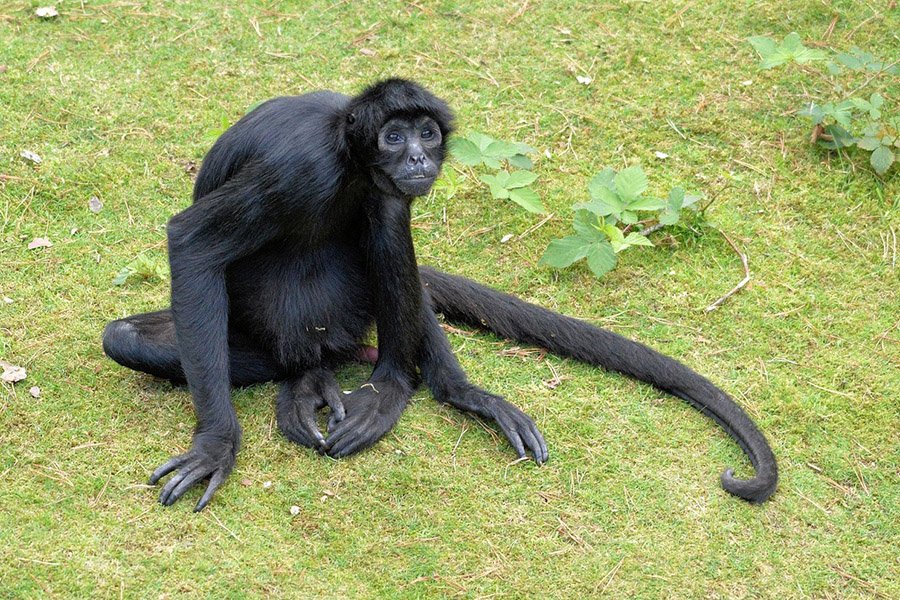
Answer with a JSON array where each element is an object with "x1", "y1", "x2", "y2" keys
[
  {"x1": 103, "y1": 79, "x2": 777, "y2": 509},
  {"x1": 419, "y1": 268, "x2": 778, "y2": 503}
]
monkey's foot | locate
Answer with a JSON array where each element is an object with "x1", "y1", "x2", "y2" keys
[
  {"x1": 149, "y1": 430, "x2": 238, "y2": 511},
  {"x1": 277, "y1": 369, "x2": 346, "y2": 452},
  {"x1": 478, "y1": 391, "x2": 548, "y2": 465},
  {"x1": 325, "y1": 380, "x2": 410, "y2": 457}
]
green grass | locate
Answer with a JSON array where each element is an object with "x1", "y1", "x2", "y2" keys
[{"x1": 1, "y1": 1, "x2": 898, "y2": 597}]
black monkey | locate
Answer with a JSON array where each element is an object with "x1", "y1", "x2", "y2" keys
[{"x1": 103, "y1": 79, "x2": 777, "y2": 511}]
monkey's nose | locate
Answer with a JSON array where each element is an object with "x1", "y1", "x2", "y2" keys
[{"x1": 407, "y1": 153, "x2": 427, "y2": 166}]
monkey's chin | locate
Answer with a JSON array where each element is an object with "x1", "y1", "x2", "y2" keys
[{"x1": 395, "y1": 177, "x2": 436, "y2": 197}]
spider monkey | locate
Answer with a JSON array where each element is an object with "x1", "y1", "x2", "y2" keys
[{"x1": 103, "y1": 79, "x2": 777, "y2": 510}]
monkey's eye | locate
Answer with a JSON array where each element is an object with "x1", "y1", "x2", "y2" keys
[
  {"x1": 386, "y1": 132, "x2": 403, "y2": 144},
  {"x1": 421, "y1": 128, "x2": 434, "y2": 140}
]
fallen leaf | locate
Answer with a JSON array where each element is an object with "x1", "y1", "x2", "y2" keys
[
  {"x1": 501, "y1": 233, "x2": 514, "y2": 243},
  {"x1": 89, "y1": 196, "x2": 103, "y2": 213},
  {"x1": 2, "y1": 297, "x2": 12, "y2": 304},
  {"x1": 289, "y1": 505, "x2": 301, "y2": 516},
  {"x1": 0, "y1": 361, "x2": 26, "y2": 383},
  {"x1": 35, "y1": 6, "x2": 59, "y2": 18},
  {"x1": 359, "y1": 48, "x2": 376, "y2": 57},
  {"x1": 0, "y1": 66, "x2": 7, "y2": 74},
  {"x1": 654, "y1": 151, "x2": 669, "y2": 159},
  {"x1": 239, "y1": 478, "x2": 253, "y2": 486},
  {"x1": 29, "y1": 386, "x2": 41, "y2": 398},
  {"x1": 28, "y1": 237, "x2": 53, "y2": 250},
  {"x1": 262, "y1": 480, "x2": 272, "y2": 489},
  {"x1": 575, "y1": 75, "x2": 592, "y2": 85},
  {"x1": 20, "y1": 150, "x2": 42, "y2": 164}
]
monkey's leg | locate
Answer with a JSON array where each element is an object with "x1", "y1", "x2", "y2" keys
[{"x1": 102, "y1": 309, "x2": 284, "y2": 386}]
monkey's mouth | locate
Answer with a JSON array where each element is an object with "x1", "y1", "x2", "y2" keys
[{"x1": 396, "y1": 174, "x2": 436, "y2": 196}]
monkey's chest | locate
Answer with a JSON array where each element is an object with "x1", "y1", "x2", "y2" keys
[{"x1": 226, "y1": 241, "x2": 373, "y2": 368}]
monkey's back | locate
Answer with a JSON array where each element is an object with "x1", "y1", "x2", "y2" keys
[{"x1": 192, "y1": 91, "x2": 350, "y2": 203}]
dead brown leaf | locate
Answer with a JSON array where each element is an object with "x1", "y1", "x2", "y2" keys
[{"x1": 1, "y1": 360, "x2": 27, "y2": 383}]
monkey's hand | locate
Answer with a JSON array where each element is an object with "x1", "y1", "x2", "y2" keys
[
  {"x1": 324, "y1": 380, "x2": 410, "y2": 458},
  {"x1": 277, "y1": 369, "x2": 346, "y2": 452},
  {"x1": 446, "y1": 386, "x2": 548, "y2": 465},
  {"x1": 149, "y1": 429, "x2": 239, "y2": 511}
]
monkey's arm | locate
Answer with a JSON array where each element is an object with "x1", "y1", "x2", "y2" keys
[
  {"x1": 418, "y1": 295, "x2": 548, "y2": 464},
  {"x1": 150, "y1": 163, "x2": 282, "y2": 510},
  {"x1": 325, "y1": 195, "x2": 421, "y2": 457}
]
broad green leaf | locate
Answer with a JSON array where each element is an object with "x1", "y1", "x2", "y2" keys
[
  {"x1": 834, "y1": 100, "x2": 856, "y2": 128},
  {"x1": 468, "y1": 132, "x2": 495, "y2": 152},
  {"x1": 479, "y1": 173, "x2": 509, "y2": 199},
  {"x1": 748, "y1": 36, "x2": 777, "y2": 58},
  {"x1": 483, "y1": 156, "x2": 502, "y2": 169},
  {"x1": 586, "y1": 241, "x2": 617, "y2": 277},
  {"x1": 627, "y1": 197, "x2": 666, "y2": 211},
  {"x1": 484, "y1": 140, "x2": 521, "y2": 159},
  {"x1": 573, "y1": 210, "x2": 605, "y2": 240},
  {"x1": 624, "y1": 232, "x2": 654, "y2": 247},
  {"x1": 588, "y1": 168, "x2": 616, "y2": 199},
  {"x1": 870, "y1": 146, "x2": 895, "y2": 175},
  {"x1": 511, "y1": 142, "x2": 537, "y2": 155},
  {"x1": 668, "y1": 186, "x2": 685, "y2": 211},
  {"x1": 682, "y1": 193, "x2": 701, "y2": 208},
  {"x1": 508, "y1": 186, "x2": 545, "y2": 213},
  {"x1": 508, "y1": 154, "x2": 534, "y2": 170},
  {"x1": 614, "y1": 165, "x2": 648, "y2": 201},
  {"x1": 836, "y1": 51, "x2": 864, "y2": 70},
  {"x1": 113, "y1": 267, "x2": 133, "y2": 286},
  {"x1": 506, "y1": 170, "x2": 538, "y2": 188},
  {"x1": 620, "y1": 210, "x2": 639, "y2": 225},
  {"x1": 479, "y1": 171, "x2": 509, "y2": 188},
  {"x1": 577, "y1": 186, "x2": 623, "y2": 217},
  {"x1": 658, "y1": 210, "x2": 680, "y2": 225},
  {"x1": 540, "y1": 235, "x2": 592, "y2": 268},
  {"x1": 754, "y1": 32, "x2": 826, "y2": 69},
  {"x1": 601, "y1": 224, "x2": 627, "y2": 252},
  {"x1": 857, "y1": 136, "x2": 881, "y2": 151},
  {"x1": 820, "y1": 125, "x2": 856, "y2": 150},
  {"x1": 800, "y1": 103, "x2": 826, "y2": 125},
  {"x1": 448, "y1": 138, "x2": 483, "y2": 166}
]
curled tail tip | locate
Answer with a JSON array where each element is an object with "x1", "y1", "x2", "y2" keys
[{"x1": 720, "y1": 467, "x2": 778, "y2": 504}]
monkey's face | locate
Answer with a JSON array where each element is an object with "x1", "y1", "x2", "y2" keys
[{"x1": 376, "y1": 115, "x2": 443, "y2": 197}]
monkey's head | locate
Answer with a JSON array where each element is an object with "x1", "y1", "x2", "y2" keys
[{"x1": 345, "y1": 79, "x2": 454, "y2": 198}]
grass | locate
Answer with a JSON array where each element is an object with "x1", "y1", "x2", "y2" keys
[{"x1": 1, "y1": 0, "x2": 897, "y2": 597}]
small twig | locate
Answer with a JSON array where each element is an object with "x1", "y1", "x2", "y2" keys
[
  {"x1": 847, "y1": 58, "x2": 900, "y2": 97},
  {"x1": 506, "y1": 0, "x2": 528, "y2": 24},
  {"x1": 637, "y1": 222, "x2": 665, "y2": 237},
  {"x1": 705, "y1": 229, "x2": 750, "y2": 312},
  {"x1": 517, "y1": 212, "x2": 554, "y2": 241}
]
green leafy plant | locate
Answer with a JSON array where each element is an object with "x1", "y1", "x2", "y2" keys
[
  {"x1": 748, "y1": 33, "x2": 897, "y2": 176},
  {"x1": 113, "y1": 254, "x2": 168, "y2": 286},
  {"x1": 449, "y1": 132, "x2": 545, "y2": 213},
  {"x1": 540, "y1": 165, "x2": 700, "y2": 278},
  {"x1": 748, "y1": 33, "x2": 827, "y2": 69}
]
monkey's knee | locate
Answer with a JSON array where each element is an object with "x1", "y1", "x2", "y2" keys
[{"x1": 102, "y1": 319, "x2": 140, "y2": 367}]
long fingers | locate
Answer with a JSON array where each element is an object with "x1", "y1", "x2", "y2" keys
[
  {"x1": 195, "y1": 470, "x2": 226, "y2": 512},
  {"x1": 149, "y1": 455, "x2": 185, "y2": 485},
  {"x1": 298, "y1": 398, "x2": 327, "y2": 449}
]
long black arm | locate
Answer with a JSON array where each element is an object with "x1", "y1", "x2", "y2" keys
[
  {"x1": 149, "y1": 163, "x2": 283, "y2": 510},
  {"x1": 324, "y1": 194, "x2": 424, "y2": 457}
]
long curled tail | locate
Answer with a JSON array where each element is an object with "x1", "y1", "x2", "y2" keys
[{"x1": 420, "y1": 266, "x2": 777, "y2": 503}]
